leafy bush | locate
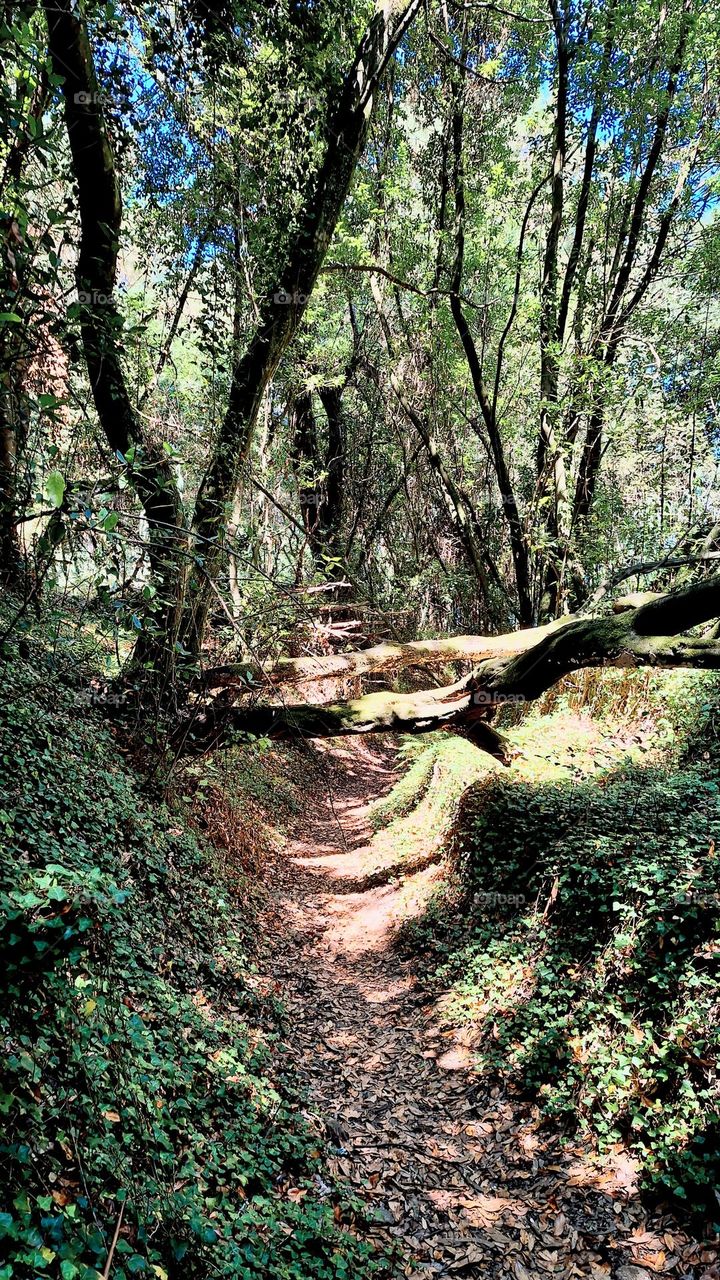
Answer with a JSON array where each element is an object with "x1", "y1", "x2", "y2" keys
[
  {"x1": 408, "y1": 757, "x2": 720, "y2": 1210},
  {"x1": 0, "y1": 650, "x2": 384, "y2": 1279}
]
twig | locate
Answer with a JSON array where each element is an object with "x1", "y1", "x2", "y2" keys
[{"x1": 101, "y1": 1201, "x2": 125, "y2": 1279}]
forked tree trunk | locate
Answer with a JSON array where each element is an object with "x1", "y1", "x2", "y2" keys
[{"x1": 180, "y1": 0, "x2": 422, "y2": 655}]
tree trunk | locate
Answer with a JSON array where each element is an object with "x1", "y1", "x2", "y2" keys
[
  {"x1": 446, "y1": 74, "x2": 533, "y2": 624},
  {"x1": 290, "y1": 390, "x2": 324, "y2": 563},
  {"x1": 181, "y1": 0, "x2": 422, "y2": 654},
  {"x1": 317, "y1": 384, "x2": 345, "y2": 562},
  {"x1": 44, "y1": 0, "x2": 186, "y2": 684},
  {"x1": 0, "y1": 67, "x2": 49, "y2": 586},
  {"x1": 183, "y1": 573, "x2": 720, "y2": 754},
  {"x1": 289, "y1": 386, "x2": 346, "y2": 573}
]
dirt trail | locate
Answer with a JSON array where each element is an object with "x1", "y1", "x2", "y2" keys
[{"x1": 265, "y1": 740, "x2": 705, "y2": 1280}]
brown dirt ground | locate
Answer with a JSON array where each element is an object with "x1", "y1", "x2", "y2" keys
[{"x1": 261, "y1": 739, "x2": 716, "y2": 1280}]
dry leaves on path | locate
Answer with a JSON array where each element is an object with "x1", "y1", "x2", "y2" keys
[{"x1": 259, "y1": 740, "x2": 716, "y2": 1280}]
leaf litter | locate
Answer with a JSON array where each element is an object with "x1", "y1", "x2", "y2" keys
[{"x1": 258, "y1": 740, "x2": 718, "y2": 1280}]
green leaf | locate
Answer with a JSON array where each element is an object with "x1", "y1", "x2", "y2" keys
[{"x1": 45, "y1": 470, "x2": 66, "y2": 508}]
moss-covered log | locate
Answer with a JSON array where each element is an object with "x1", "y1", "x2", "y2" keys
[
  {"x1": 182, "y1": 574, "x2": 720, "y2": 756},
  {"x1": 179, "y1": 683, "x2": 514, "y2": 760},
  {"x1": 473, "y1": 616, "x2": 720, "y2": 705},
  {"x1": 198, "y1": 617, "x2": 571, "y2": 689}
]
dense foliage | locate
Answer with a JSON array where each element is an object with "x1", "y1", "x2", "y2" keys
[
  {"x1": 0, "y1": 634, "x2": 383, "y2": 1279},
  {"x1": 404, "y1": 688, "x2": 720, "y2": 1209}
]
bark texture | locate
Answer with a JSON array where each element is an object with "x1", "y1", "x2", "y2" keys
[{"x1": 182, "y1": 574, "x2": 720, "y2": 754}]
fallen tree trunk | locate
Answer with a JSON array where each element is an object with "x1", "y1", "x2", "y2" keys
[
  {"x1": 177, "y1": 682, "x2": 514, "y2": 759},
  {"x1": 199, "y1": 617, "x2": 571, "y2": 689},
  {"x1": 179, "y1": 574, "x2": 720, "y2": 755}
]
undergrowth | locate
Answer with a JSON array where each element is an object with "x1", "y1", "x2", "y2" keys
[
  {"x1": 179, "y1": 743, "x2": 305, "y2": 880},
  {"x1": 403, "y1": 674, "x2": 720, "y2": 1213},
  {"x1": 369, "y1": 735, "x2": 495, "y2": 857},
  {"x1": 0, "y1": 634, "x2": 387, "y2": 1280}
]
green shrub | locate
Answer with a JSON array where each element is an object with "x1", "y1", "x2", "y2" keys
[
  {"x1": 0, "y1": 652, "x2": 384, "y2": 1279},
  {"x1": 410, "y1": 759, "x2": 720, "y2": 1209}
]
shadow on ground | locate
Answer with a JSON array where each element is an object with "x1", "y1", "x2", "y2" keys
[{"x1": 260, "y1": 735, "x2": 718, "y2": 1280}]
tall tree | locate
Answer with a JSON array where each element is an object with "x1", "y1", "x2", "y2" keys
[{"x1": 43, "y1": 0, "x2": 421, "y2": 677}]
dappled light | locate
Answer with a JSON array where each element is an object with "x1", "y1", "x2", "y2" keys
[
  {"x1": 3, "y1": 0, "x2": 720, "y2": 1272},
  {"x1": 258, "y1": 710, "x2": 720, "y2": 1277}
]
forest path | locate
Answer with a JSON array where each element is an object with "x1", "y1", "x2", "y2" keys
[{"x1": 263, "y1": 739, "x2": 697, "y2": 1280}]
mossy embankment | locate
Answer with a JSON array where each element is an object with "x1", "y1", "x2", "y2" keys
[{"x1": 0, "y1": 630, "x2": 388, "y2": 1280}]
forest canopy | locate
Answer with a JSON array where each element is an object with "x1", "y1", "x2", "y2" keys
[{"x1": 1, "y1": 0, "x2": 719, "y2": 726}]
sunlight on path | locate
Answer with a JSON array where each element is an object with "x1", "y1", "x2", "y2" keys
[{"x1": 263, "y1": 740, "x2": 702, "y2": 1280}]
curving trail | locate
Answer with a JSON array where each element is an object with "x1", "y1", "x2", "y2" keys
[{"x1": 264, "y1": 740, "x2": 706, "y2": 1280}]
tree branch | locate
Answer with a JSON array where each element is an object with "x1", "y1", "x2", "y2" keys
[{"x1": 184, "y1": 574, "x2": 720, "y2": 755}]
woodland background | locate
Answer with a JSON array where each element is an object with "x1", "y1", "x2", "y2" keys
[{"x1": 3, "y1": 1, "x2": 720, "y2": 1278}]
